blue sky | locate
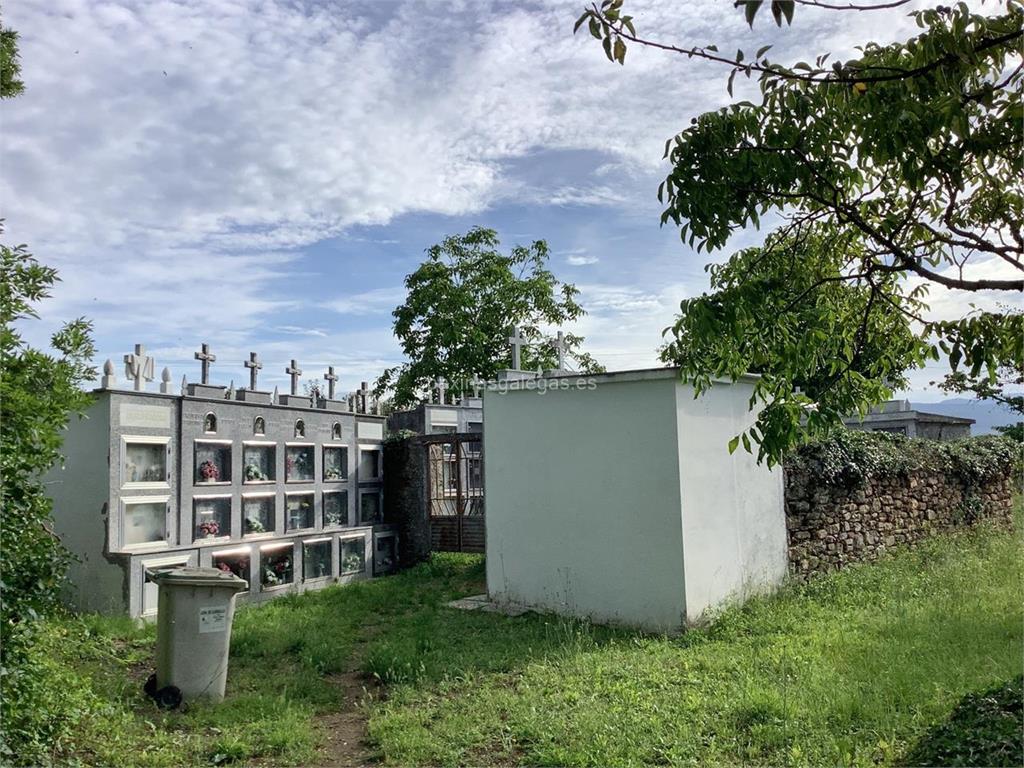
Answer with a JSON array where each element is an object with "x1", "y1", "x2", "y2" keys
[{"x1": 4, "y1": 0, "x2": 1018, "y2": 400}]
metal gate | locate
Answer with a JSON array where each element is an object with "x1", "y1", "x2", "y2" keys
[{"x1": 426, "y1": 434, "x2": 484, "y2": 553}]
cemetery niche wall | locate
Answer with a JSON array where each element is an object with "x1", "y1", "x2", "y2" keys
[
  {"x1": 483, "y1": 367, "x2": 788, "y2": 633},
  {"x1": 46, "y1": 345, "x2": 397, "y2": 619}
]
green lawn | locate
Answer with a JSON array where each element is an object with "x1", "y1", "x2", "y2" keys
[{"x1": 27, "y1": 512, "x2": 1024, "y2": 767}]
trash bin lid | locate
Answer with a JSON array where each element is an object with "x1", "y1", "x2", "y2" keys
[{"x1": 151, "y1": 566, "x2": 248, "y2": 591}]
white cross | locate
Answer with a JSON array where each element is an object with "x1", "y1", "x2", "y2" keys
[
  {"x1": 124, "y1": 344, "x2": 155, "y2": 391},
  {"x1": 286, "y1": 360, "x2": 302, "y2": 395},
  {"x1": 508, "y1": 326, "x2": 527, "y2": 370},
  {"x1": 194, "y1": 343, "x2": 216, "y2": 384},
  {"x1": 359, "y1": 381, "x2": 370, "y2": 413},
  {"x1": 323, "y1": 366, "x2": 338, "y2": 400},
  {"x1": 245, "y1": 352, "x2": 262, "y2": 390},
  {"x1": 554, "y1": 331, "x2": 568, "y2": 370}
]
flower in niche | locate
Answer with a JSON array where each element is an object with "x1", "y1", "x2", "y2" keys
[
  {"x1": 198, "y1": 520, "x2": 220, "y2": 537},
  {"x1": 198, "y1": 460, "x2": 220, "y2": 481}
]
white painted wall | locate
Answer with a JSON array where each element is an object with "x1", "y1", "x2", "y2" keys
[
  {"x1": 47, "y1": 396, "x2": 128, "y2": 613},
  {"x1": 485, "y1": 369, "x2": 787, "y2": 633},
  {"x1": 485, "y1": 376, "x2": 688, "y2": 632},
  {"x1": 674, "y1": 381, "x2": 788, "y2": 623}
]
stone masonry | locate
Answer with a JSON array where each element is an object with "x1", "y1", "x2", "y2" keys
[{"x1": 785, "y1": 468, "x2": 1015, "y2": 578}]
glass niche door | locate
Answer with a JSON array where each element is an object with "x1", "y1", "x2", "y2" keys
[
  {"x1": 242, "y1": 442, "x2": 276, "y2": 484},
  {"x1": 120, "y1": 496, "x2": 170, "y2": 549},
  {"x1": 121, "y1": 436, "x2": 170, "y2": 489},
  {"x1": 242, "y1": 493, "x2": 275, "y2": 536},
  {"x1": 302, "y1": 538, "x2": 333, "y2": 581}
]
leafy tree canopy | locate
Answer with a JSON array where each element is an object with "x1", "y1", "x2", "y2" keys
[
  {"x1": 378, "y1": 227, "x2": 602, "y2": 408},
  {"x1": 0, "y1": 15, "x2": 25, "y2": 99},
  {"x1": 578, "y1": 0, "x2": 1023, "y2": 463},
  {"x1": 1, "y1": 237, "x2": 96, "y2": 628},
  {"x1": 662, "y1": 228, "x2": 928, "y2": 460}
]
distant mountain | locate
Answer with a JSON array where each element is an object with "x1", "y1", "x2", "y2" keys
[{"x1": 910, "y1": 398, "x2": 1020, "y2": 436}]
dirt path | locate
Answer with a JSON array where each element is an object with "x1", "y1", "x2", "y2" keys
[{"x1": 315, "y1": 670, "x2": 378, "y2": 767}]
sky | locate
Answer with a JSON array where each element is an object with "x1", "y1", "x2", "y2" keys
[{"x1": 3, "y1": 0, "x2": 1019, "y2": 401}]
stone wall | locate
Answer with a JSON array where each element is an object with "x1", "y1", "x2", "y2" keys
[
  {"x1": 785, "y1": 467, "x2": 1015, "y2": 578},
  {"x1": 382, "y1": 435, "x2": 430, "y2": 567}
]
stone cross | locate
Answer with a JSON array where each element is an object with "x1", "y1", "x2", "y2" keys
[
  {"x1": 359, "y1": 381, "x2": 370, "y2": 414},
  {"x1": 323, "y1": 366, "x2": 338, "y2": 400},
  {"x1": 508, "y1": 326, "x2": 527, "y2": 370},
  {"x1": 244, "y1": 352, "x2": 262, "y2": 390},
  {"x1": 194, "y1": 343, "x2": 216, "y2": 384},
  {"x1": 124, "y1": 344, "x2": 155, "y2": 391},
  {"x1": 286, "y1": 359, "x2": 302, "y2": 396},
  {"x1": 553, "y1": 331, "x2": 568, "y2": 370},
  {"x1": 436, "y1": 376, "x2": 447, "y2": 404}
]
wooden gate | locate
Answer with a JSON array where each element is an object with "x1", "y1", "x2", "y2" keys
[{"x1": 425, "y1": 434, "x2": 484, "y2": 553}]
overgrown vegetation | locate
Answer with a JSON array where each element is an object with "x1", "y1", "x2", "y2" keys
[
  {"x1": 787, "y1": 431, "x2": 1019, "y2": 490},
  {"x1": 901, "y1": 675, "x2": 1023, "y2": 767},
  {"x1": 17, "y1": 510, "x2": 1023, "y2": 767},
  {"x1": 1, "y1": 242, "x2": 97, "y2": 763}
]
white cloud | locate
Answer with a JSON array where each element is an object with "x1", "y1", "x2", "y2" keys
[
  {"x1": 275, "y1": 326, "x2": 328, "y2": 337},
  {"x1": 2, "y1": 0, "x2": 937, "y2": 390},
  {"x1": 323, "y1": 287, "x2": 405, "y2": 315},
  {"x1": 567, "y1": 254, "x2": 599, "y2": 266}
]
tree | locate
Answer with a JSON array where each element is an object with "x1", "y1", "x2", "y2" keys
[
  {"x1": 378, "y1": 227, "x2": 602, "y2": 408},
  {"x1": 0, "y1": 17, "x2": 25, "y2": 99},
  {"x1": 661, "y1": 229, "x2": 927, "y2": 460},
  {"x1": 1, "y1": 239, "x2": 96, "y2": 629},
  {"x1": 577, "y1": 0, "x2": 1023, "y2": 463}
]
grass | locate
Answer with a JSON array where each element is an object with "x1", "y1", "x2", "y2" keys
[{"x1": 24, "y1": 510, "x2": 1024, "y2": 767}]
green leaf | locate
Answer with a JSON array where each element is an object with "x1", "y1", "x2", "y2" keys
[
  {"x1": 728, "y1": 435, "x2": 741, "y2": 454},
  {"x1": 614, "y1": 37, "x2": 627, "y2": 65},
  {"x1": 573, "y1": 12, "x2": 588, "y2": 34},
  {"x1": 740, "y1": 0, "x2": 763, "y2": 28}
]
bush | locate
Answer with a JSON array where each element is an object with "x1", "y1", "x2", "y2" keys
[
  {"x1": 900, "y1": 676, "x2": 1024, "y2": 767},
  {"x1": 0, "y1": 620, "x2": 106, "y2": 765}
]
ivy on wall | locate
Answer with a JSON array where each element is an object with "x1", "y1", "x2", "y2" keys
[{"x1": 786, "y1": 432, "x2": 1019, "y2": 490}]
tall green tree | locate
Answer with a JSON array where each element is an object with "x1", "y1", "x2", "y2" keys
[
  {"x1": 578, "y1": 0, "x2": 1023, "y2": 463},
  {"x1": 1, "y1": 239, "x2": 96, "y2": 628},
  {"x1": 378, "y1": 227, "x2": 602, "y2": 408}
]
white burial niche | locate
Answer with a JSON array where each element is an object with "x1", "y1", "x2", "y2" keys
[
  {"x1": 122, "y1": 436, "x2": 170, "y2": 488},
  {"x1": 323, "y1": 445, "x2": 348, "y2": 481},
  {"x1": 340, "y1": 535, "x2": 366, "y2": 576},
  {"x1": 242, "y1": 442, "x2": 276, "y2": 483},
  {"x1": 285, "y1": 444, "x2": 315, "y2": 483},
  {"x1": 302, "y1": 538, "x2": 332, "y2": 581},
  {"x1": 242, "y1": 493, "x2": 275, "y2": 536},
  {"x1": 323, "y1": 490, "x2": 348, "y2": 528},
  {"x1": 194, "y1": 440, "x2": 231, "y2": 484},
  {"x1": 194, "y1": 495, "x2": 231, "y2": 540}
]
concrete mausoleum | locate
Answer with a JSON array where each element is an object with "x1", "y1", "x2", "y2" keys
[
  {"x1": 483, "y1": 367, "x2": 787, "y2": 633},
  {"x1": 47, "y1": 344, "x2": 398, "y2": 619}
]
